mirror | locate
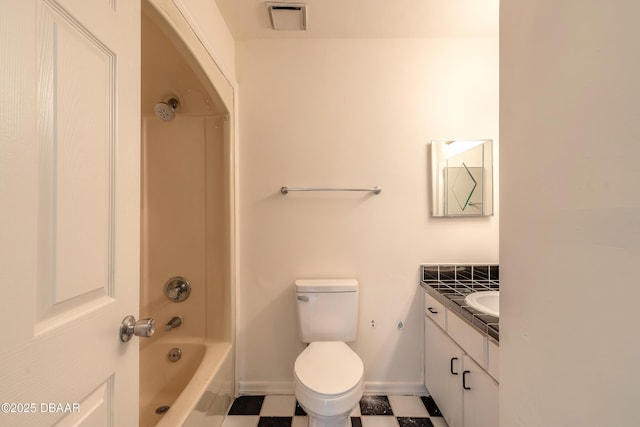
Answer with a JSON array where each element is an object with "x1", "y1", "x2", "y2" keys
[{"x1": 431, "y1": 139, "x2": 493, "y2": 217}]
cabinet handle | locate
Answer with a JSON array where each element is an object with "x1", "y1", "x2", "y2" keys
[
  {"x1": 450, "y1": 357, "x2": 459, "y2": 375},
  {"x1": 463, "y1": 370, "x2": 471, "y2": 390},
  {"x1": 427, "y1": 307, "x2": 438, "y2": 314}
]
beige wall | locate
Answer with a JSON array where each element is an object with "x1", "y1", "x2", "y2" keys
[
  {"x1": 141, "y1": 116, "x2": 229, "y2": 341},
  {"x1": 173, "y1": 0, "x2": 236, "y2": 82},
  {"x1": 236, "y1": 37, "x2": 499, "y2": 392},
  {"x1": 501, "y1": 0, "x2": 640, "y2": 424}
]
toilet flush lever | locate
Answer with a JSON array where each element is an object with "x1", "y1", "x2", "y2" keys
[
  {"x1": 297, "y1": 296, "x2": 309, "y2": 302},
  {"x1": 120, "y1": 315, "x2": 156, "y2": 342}
]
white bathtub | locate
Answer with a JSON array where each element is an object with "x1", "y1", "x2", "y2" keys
[{"x1": 140, "y1": 339, "x2": 233, "y2": 427}]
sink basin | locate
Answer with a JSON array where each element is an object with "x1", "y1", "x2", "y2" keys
[{"x1": 464, "y1": 291, "x2": 499, "y2": 317}]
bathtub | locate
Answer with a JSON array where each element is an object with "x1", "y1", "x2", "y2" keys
[{"x1": 140, "y1": 338, "x2": 233, "y2": 427}]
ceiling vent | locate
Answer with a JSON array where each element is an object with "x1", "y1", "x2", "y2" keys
[{"x1": 266, "y1": 2, "x2": 307, "y2": 31}]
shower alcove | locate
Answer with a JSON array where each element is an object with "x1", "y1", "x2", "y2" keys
[{"x1": 140, "y1": 2, "x2": 235, "y2": 426}]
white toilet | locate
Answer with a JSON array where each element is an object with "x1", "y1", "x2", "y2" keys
[{"x1": 294, "y1": 279, "x2": 364, "y2": 427}]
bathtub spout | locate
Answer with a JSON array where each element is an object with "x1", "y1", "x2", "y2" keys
[{"x1": 165, "y1": 316, "x2": 183, "y2": 331}]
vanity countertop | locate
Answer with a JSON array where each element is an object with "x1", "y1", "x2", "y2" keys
[{"x1": 421, "y1": 279, "x2": 500, "y2": 342}]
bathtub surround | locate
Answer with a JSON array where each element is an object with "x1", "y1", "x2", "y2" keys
[
  {"x1": 237, "y1": 36, "x2": 499, "y2": 395},
  {"x1": 170, "y1": 0, "x2": 236, "y2": 82},
  {"x1": 140, "y1": 3, "x2": 235, "y2": 426}
]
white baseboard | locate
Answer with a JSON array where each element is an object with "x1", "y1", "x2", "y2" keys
[
  {"x1": 238, "y1": 381, "x2": 295, "y2": 395},
  {"x1": 237, "y1": 381, "x2": 427, "y2": 396},
  {"x1": 363, "y1": 382, "x2": 427, "y2": 395}
]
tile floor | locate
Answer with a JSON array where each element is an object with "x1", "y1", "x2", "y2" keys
[{"x1": 222, "y1": 395, "x2": 448, "y2": 427}]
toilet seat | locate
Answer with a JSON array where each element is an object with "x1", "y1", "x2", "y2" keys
[{"x1": 295, "y1": 342, "x2": 364, "y2": 397}]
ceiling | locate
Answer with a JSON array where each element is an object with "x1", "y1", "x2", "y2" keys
[{"x1": 215, "y1": 0, "x2": 499, "y2": 40}]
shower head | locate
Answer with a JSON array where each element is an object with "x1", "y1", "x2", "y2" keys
[{"x1": 154, "y1": 97, "x2": 179, "y2": 121}]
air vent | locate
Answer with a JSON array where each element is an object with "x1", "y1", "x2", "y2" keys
[{"x1": 266, "y1": 2, "x2": 307, "y2": 31}]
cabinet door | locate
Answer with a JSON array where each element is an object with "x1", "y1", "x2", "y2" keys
[
  {"x1": 462, "y1": 355, "x2": 499, "y2": 427},
  {"x1": 425, "y1": 317, "x2": 464, "y2": 427}
]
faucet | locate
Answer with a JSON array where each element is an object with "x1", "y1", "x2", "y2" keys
[{"x1": 165, "y1": 316, "x2": 183, "y2": 331}]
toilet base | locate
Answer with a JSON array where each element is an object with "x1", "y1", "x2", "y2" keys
[
  {"x1": 294, "y1": 377, "x2": 363, "y2": 427},
  {"x1": 300, "y1": 405, "x2": 352, "y2": 427}
]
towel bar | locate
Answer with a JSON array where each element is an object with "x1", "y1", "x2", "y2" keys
[{"x1": 280, "y1": 186, "x2": 381, "y2": 195}]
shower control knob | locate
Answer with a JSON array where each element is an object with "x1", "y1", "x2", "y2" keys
[
  {"x1": 119, "y1": 315, "x2": 156, "y2": 342},
  {"x1": 164, "y1": 277, "x2": 191, "y2": 302}
]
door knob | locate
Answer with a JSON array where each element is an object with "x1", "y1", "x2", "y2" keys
[{"x1": 120, "y1": 315, "x2": 155, "y2": 342}]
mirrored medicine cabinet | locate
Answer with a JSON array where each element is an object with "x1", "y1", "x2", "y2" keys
[{"x1": 431, "y1": 139, "x2": 493, "y2": 217}]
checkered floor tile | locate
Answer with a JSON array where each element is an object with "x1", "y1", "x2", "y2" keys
[{"x1": 222, "y1": 395, "x2": 448, "y2": 427}]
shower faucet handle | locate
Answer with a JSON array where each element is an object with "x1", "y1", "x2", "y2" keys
[
  {"x1": 119, "y1": 315, "x2": 156, "y2": 342},
  {"x1": 164, "y1": 277, "x2": 191, "y2": 302},
  {"x1": 169, "y1": 284, "x2": 186, "y2": 299}
]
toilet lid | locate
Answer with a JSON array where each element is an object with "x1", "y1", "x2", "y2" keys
[{"x1": 295, "y1": 342, "x2": 364, "y2": 396}]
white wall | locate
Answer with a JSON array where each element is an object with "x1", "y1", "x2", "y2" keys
[
  {"x1": 237, "y1": 37, "x2": 499, "y2": 392},
  {"x1": 500, "y1": 0, "x2": 640, "y2": 425}
]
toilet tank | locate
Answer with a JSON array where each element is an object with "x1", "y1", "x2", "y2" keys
[{"x1": 295, "y1": 279, "x2": 359, "y2": 343}]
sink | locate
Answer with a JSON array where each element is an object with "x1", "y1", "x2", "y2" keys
[{"x1": 464, "y1": 291, "x2": 499, "y2": 317}]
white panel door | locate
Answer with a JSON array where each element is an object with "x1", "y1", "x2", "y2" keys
[{"x1": 0, "y1": 0, "x2": 140, "y2": 426}]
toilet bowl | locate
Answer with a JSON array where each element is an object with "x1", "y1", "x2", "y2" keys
[{"x1": 294, "y1": 342, "x2": 364, "y2": 427}]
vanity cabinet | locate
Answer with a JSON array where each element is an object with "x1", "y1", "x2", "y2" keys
[{"x1": 424, "y1": 294, "x2": 498, "y2": 427}]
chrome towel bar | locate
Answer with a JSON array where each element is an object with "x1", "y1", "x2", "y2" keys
[{"x1": 280, "y1": 186, "x2": 382, "y2": 195}]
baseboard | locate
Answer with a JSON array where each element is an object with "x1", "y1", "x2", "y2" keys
[
  {"x1": 363, "y1": 382, "x2": 428, "y2": 395},
  {"x1": 238, "y1": 381, "x2": 295, "y2": 395},
  {"x1": 236, "y1": 381, "x2": 427, "y2": 396}
]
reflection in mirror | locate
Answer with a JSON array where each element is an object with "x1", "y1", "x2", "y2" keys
[{"x1": 431, "y1": 140, "x2": 493, "y2": 217}]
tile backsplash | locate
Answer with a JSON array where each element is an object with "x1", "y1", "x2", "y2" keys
[{"x1": 422, "y1": 264, "x2": 499, "y2": 284}]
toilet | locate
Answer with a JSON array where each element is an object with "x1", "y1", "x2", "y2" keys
[{"x1": 294, "y1": 279, "x2": 364, "y2": 427}]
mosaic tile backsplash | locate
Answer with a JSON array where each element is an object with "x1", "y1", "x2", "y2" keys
[{"x1": 422, "y1": 264, "x2": 499, "y2": 284}]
